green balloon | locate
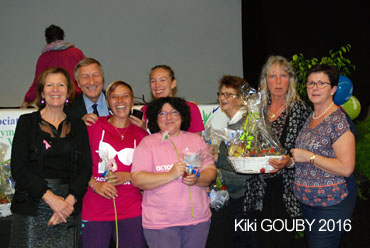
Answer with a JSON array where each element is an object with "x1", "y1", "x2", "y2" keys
[{"x1": 341, "y1": 96, "x2": 361, "y2": 120}]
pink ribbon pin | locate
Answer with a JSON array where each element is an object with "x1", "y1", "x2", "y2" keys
[{"x1": 43, "y1": 140, "x2": 51, "y2": 150}]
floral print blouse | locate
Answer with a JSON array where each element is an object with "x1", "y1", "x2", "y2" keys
[{"x1": 293, "y1": 108, "x2": 350, "y2": 207}]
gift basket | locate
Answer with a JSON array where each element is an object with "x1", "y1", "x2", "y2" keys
[
  {"x1": 226, "y1": 87, "x2": 283, "y2": 174},
  {"x1": 0, "y1": 143, "x2": 14, "y2": 217},
  {"x1": 209, "y1": 170, "x2": 229, "y2": 211}
]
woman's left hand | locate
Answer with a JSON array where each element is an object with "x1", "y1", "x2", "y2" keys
[
  {"x1": 47, "y1": 194, "x2": 76, "y2": 226},
  {"x1": 269, "y1": 155, "x2": 292, "y2": 173},
  {"x1": 129, "y1": 115, "x2": 146, "y2": 130},
  {"x1": 48, "y1": 212, "x2": 64, "y2": 226},
  {"x1": 106, "y1": 172, "x2": 131, "y2": 185},
  {"x1": 42, "y1": 190, "x2": 73, "y2": 223},
  {"x1": 182, "y1": 173, "x2": 198, "y2": 186}
]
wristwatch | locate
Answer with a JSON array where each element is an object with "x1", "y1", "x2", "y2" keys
[{"x1": 309, "y1": 154, "x2": 316, "y2": 165}]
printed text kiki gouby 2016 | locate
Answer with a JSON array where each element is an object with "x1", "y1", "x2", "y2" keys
[{"x1": 234, "y1": 218, "x2": 352, "y2": 232}]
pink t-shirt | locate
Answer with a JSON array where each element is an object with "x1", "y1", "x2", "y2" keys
[
  {"x1": 141, "y1": 101, "x2": 205, "y2": 133},
  {"x1": 82, "y1": 117, "x2": 148, "y2": 221},
  {"x1": 131, "y1": 131, "x2": 213, "y2": 229}
]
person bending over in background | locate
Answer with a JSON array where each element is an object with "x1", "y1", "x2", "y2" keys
[{"x1": 21, "y1": 24, "x2": 85, "y2": 108}]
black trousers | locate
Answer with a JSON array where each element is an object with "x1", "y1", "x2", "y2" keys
[
  {"x1": 256, "y1": 176, "x2": 296, "y2": 248},
  {"x1": 207, "y1": 196, "x2": 259, "y2": 248}
]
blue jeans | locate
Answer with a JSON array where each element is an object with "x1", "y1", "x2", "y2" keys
[{"x1": 300, "y1": 185, "x2": 357, "y2": 248}]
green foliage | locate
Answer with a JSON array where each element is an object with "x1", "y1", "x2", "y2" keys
[
  {"x1": 355, "y1": 117, "x2": 370, "y2": 181},
  {"x1": 295, "y1": 231, "x2": 305, "y2": 239},
  {"x1": 202, "y1": 110, "x2": 212, "y2": 127},
  {"x1": 290, "y1": 44, "x2": 356, "y2": 106},
  {"x1": 354, "y1": 117, "x2": 370, "y2": 200}
]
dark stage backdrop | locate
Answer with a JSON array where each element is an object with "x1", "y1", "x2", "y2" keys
[{"x1": 242, "y1": 1, "x2": 370, "y2": 120}]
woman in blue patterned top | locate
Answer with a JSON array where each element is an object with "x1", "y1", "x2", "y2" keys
[{"x1": 291, "y1": 64, "x2": 357, "y2": 248}]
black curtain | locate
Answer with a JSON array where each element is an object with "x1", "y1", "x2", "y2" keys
[{"x1": 242, "y1": 0, "x2": 370, "y2": 120}]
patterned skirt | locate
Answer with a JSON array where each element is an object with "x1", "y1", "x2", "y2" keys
[{"x1": 9, "y1": 184, "x2": 81, "y2": 248}]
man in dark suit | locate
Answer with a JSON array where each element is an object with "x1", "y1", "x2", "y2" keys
[{"x1": 68, "y1": 57, "x2": 109, "y2": 125}]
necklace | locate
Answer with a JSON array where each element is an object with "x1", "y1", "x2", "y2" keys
[
  {"x1": 269, "y1": 103, "x2": 287, "y2": 119},
  {"x1": 312, "y1": 102, "x2": 334, "y2": 119},
  {"x1": 109, "y1": 117, "x2": 129, "y2": 140},
  {"x1": 114, "y1": 126, "x2": 129, "y2": 141}
]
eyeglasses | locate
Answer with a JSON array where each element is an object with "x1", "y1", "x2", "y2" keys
[
  {"x1": 158, "y1": 109, "x2": 180, "y2": 118},
  {"x1": 217, "y1": 92, "x2": 239, "y2": 99},
  {"x1": 306, "y1": 81, "x2": 331, "y2": 89}
]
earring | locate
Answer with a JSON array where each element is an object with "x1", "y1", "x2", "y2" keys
[
  {"x1": 65, "y1": 99, "x2": 69, "y2": 103},
  {"x1": 41, "y1": 98, "x2": 45, "y2": 104}
]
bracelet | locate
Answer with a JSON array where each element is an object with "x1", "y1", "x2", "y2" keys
[
  {"x1": 91, "y1": 181, "x2": 100, "y2": 192},
  {"x1": 288, "y1": 158, "x2": 295, "y2": 168},
  {"x1": 309, "y1": 154, "x2": 316, "y2": 165}
]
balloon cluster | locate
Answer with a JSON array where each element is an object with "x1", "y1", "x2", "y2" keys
[{"x1": 334, "y1": 75, "x2": 361, "y2": 120}]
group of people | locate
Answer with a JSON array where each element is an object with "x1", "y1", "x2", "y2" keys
[
  {"x1": 11, "y1": 47, "x2": 216, "y2": 248},
  {"x1": 208, "y1": 56, "x2": 356, "y2": 248},
  {"x1": 9, "y1": 24, "x2": 356, "y2": 248}
]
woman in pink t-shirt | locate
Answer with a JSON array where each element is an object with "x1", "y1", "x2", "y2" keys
[
  {"x1": 131, "y1": 97, "x2": 217, "y2": 248},
  {"x1": 80, "y1": 81, "x2": 148, "y2": 248},
  {"x1": 129, "y1": 64, "x2": 204, "y2": 135}
]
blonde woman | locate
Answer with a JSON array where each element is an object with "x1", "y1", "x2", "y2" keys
[{"x1": 244, "y1": 56, "x2": 311, "y2": 247}]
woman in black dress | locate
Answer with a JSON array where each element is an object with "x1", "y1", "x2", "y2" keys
[{"x1": 10, "y1": 67, "x2": 92, "y2": 248}]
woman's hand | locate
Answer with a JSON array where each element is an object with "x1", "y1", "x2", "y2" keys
[
  {"x1": 290, "y1": 148, "x2": 311, "y2": 163},
  {"x1": 106, "y1": 172, "x2": 131, "y2": 185},
  {"x1": 65, "y1": 194, "x2": 77, "y2": 207},
  {"x1": 207, "y1": 144, "x2": 219, "y2": 162},
  {"x1": 42, "y1": 190, "x2": 74, "y2": 224},
  {"x1": 129, "y1": 115, "x2": 146, "y2": 130},
  {"x1": 269, "y1": 154, "x2": 293, "y2": 173},
  {"x1": 48, "y1": 212, "x2": 64, "y2": 226},
  {"x1": 131, "y1": 162, "x2": 187, "y2": 191},
  {"x1": 47, "y1": 194, "x2": 76, "y2": 226},
  {"x1": 93, "y1": 181, "x2": 118, "y2": 199},
  {"x1": 169, "y1": 161, "x2": 187, "y2": 180},
  {"x1": 182, "y1": 173, "x2": 198, "y2": 186}
]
